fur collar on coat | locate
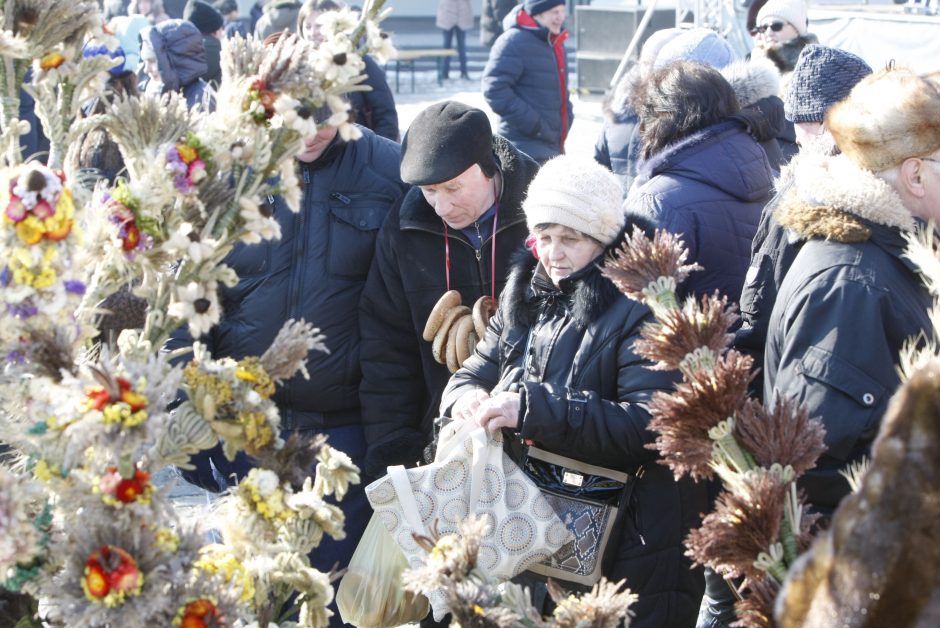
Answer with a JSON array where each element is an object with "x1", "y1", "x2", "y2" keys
[
  {"x1": 500, "y1": 218, "x2": 654, "y2": 329},
  {"x1": 776, "y1": 152, "x2": 915, "y2": 243}
]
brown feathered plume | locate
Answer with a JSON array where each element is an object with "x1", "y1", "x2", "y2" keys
[
  {"x1": 732, "y1": 577, "x2": 779, "y2": 628},
  {"x1": 647, "y1": 351, "x2": 754, "y2": 480},
  {"x1": 734, "y1": 398, "x2": 827, "y2": 477},
  {"x1": 602, "y1": 228, "x2": 701, "y2": 303},
  {"x1": 634, "y1": 294, "x2": 738, "y2": 371},
  {"x1": 685, "y1": 470, "x2": 788, "y2": 582}
]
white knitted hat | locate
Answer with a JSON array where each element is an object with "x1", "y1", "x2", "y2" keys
[
  {"x1": 756, "y1": 0, "x2": 809, "y2": 36},
  {"x1": 523, "y1": 156, "x2": 625, "y2": 246}
]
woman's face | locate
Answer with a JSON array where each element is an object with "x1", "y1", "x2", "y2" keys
[
  {"x1": 301, "y1": 10, "x2": 324, "y2": 45},
  {"x1": 534, "y1": 224, "x2": 604, "y2": 287},
  {"x1": 752, "y1": 18, "x2": 799, "y2": 48}
]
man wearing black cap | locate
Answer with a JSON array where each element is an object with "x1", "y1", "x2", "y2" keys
[
  {"x1": 183, "y1": 0, "x2": 224, "y2": 85},
  {"x1": 359, "y1": 101, "x2": 539, "y2": 477}
]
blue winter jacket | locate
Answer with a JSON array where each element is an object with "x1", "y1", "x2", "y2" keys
[
  {"x1": 346, "y1": 55, "x2": 399, "y2": 142},
  {"x1": 626, "y1": 119, "x2": 774, "y2": 301},
  {"x1": 172, "y1": 127, "x2": 406, "y2": 491},
  {"x1": 141, "y1": 19, "x2": 210, "y2": 110},
  {"x1": 482, "y1": 6, "x2": 573, "y2": 163}
]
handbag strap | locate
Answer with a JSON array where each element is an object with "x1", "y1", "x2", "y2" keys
[
  {"x1": 467, "y1": 427, "x2": 489, "y2": 510},
  {"x1": 388, "y1": 465, "x2": 426, "y2": 534}
]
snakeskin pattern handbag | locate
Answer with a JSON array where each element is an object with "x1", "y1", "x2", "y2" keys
[
  {"x1": 521, "y1": 444, "x2": 635, "y2": 586},
  {"x1": 365, "y1": 422, "x2": 573, "y2": 620}
]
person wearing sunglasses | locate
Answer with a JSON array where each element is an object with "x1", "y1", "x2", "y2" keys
[{"x1": 751, "y1": 0, "x2": 816, "y2": 68}]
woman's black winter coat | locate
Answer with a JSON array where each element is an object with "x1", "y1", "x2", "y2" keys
[{"x1": 441, "y1": 225, "x2": 707, "y2": 627}]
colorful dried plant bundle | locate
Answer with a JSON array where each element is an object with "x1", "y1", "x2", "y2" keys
[
  {"x1": 0, "y1": 467, "x2": 49, "y2": 594},
  {"x1": 0, "y1": 1, "x2": 390, "y2": 624},
  {"x1": 548, "y1": 577, "x2": 638, "y2": 628},
  {"x1": 0, "y1": 163, "x2": 91, "y2": 370},
  {"x1": 402, "y1": 516, "x2": 637, "y2": 627}
]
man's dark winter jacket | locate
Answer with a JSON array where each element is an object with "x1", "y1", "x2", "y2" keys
[
  {"x1": 441, "y1": 223, "x2": 707, "y2": 627},
  {"x1": 200, "y1": 33, "x2": 221, "y2": 86},
  {"x1": 359, "y1": 136, "x2": 538, "y2": 477},
  {"x1": 482, "y1": 6, "x2": 573, "y2": 163},
  {"x1": 141, "y1": 19, "x2": 210, "y2": 110},
  {"x1": 173, "y1": 127, "x2": 405, "y2": 490},
  {"x1": 627, "y1": 118, "x2": 774, "y2": 301},
  {"x1": 347, "y1": 55, "x2": 399, "y2": 142},
  {"x1": 765, "y1": 152, "x2": 933, "y2": 516}
]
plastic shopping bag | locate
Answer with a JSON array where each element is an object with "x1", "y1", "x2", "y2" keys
[{"x1": 336, "y1": 513, "x2": 430, "y2": 628}]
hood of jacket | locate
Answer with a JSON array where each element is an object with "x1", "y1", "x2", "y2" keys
[
  {"x1": 399, "y1": 134, "x2": 538, "y2": 233},
  {"x1": 722, "y1": 57, "x2": 780, "y2": 108},
  {"x1": 776, "y1": 151, "x2": 915, "y2": 243},
  {"x1": 500, "y1": 216, "x2": 655, "y2": 329},
  {"x1": 143, "y1": 19, "x2": 208, "y2": 91},
  {"x1": 636, "y1": 119, "x2": 774, "y2": 203}
]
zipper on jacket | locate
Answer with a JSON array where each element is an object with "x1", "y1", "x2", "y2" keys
[
  {"x1": 330, "y1": 192, "x2": 351, "y2": 205},
  {"x1": 473, "y1": 221, "x2": 483, "y2": 262},
  {"x1": 283, "y1": 166, "x2": 313, "y2": 421}
]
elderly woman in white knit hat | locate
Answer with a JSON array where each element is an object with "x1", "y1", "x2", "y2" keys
[{"x1": 440, "y1": 156, "x2": 708, "y2": 627}]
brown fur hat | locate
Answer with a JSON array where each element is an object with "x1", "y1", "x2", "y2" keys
[{"x1": 826, "y1": 66, "x2": 940, "y2": 172}]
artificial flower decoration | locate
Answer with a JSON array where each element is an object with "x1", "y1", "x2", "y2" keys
[
  {"x1": 97, "y1": 466, "x2": 153, "y2": 507},
  {"x1": 167, "y1": 280, "x2": 222, "y2": 338},
  {"x1": 84, "y1": 374, "x2": 149, "y2": 428},
  {"x1": 166, "y1": 133, "x2": 210, "y2": 195},
  {"x1": 4, "y1": 164, "x2": 74, "y2": 245},
  {"x1": 246, "y1": 78, "x2": 277, "y2": 123},
  {"x1": 81, "y1": 545, "x2": 144, "y2": 607},
  {"x1": 102, "y1": 184, "x2": 155, "y2": 255},
  {"x1": 173, "y1": 597, "x2": 222, "y2": 628}
]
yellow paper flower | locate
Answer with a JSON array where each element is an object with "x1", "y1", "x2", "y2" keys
[
  {"x1": 195, "y1": 546, "x2": 255, "y2": 604},
  {"x1": 176, "y1": 143, "x2": 198, "y2": 164},
  {"x1": 15, "y1": 215, "x2": 45, "y2": 245},
  {"x1": 39, "y1": 52, "x2": 66, "y2": 70}
]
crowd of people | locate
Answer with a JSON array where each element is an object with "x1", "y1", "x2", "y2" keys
[{"x1": 70, "y1": 0, "x2": 940, "y2": 625}]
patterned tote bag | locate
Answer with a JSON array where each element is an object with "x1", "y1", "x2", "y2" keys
[{"x1": 365, "y1": 422, "x2": 573, "y2": 620}]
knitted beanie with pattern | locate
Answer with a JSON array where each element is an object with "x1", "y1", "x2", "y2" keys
[
  {"x1": 523, "y1": 156, "x2": 625, "y2": 246},
  {"x1": 785, "y1": 45, "x2": 872, "y2": 123}
]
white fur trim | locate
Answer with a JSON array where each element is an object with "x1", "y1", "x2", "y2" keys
[
  {"x1": 721, "y1": 57, "x2": 781, "y2": 106},
  {"x1": 790, "y1": 152, "x2": 914, "y2": 231}
]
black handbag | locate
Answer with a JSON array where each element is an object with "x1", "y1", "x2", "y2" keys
[{"x1": 520, "y1": 443, "x2": 636, "y2": 586}]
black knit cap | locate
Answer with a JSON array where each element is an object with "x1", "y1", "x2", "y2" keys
[
  {"x1": 400, "y1": 101, "x2": 496, "y2": 186},
  {"x1": 785, "y1": 45, "x2": 873, "y2": 123},
  {"x1": 183, "y1": 0, "x2": 224, "y2": 34},
  {"x1": 523, "y1": 0, "x2": 565, "y2": 16}
]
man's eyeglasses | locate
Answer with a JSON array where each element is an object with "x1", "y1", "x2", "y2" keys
[
  {"x1": 923, "y1": 157, "x2": 940, "y2": 165},
  {"x1": 750, "y1": 21, "x2": 786, "y2": 35}
]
